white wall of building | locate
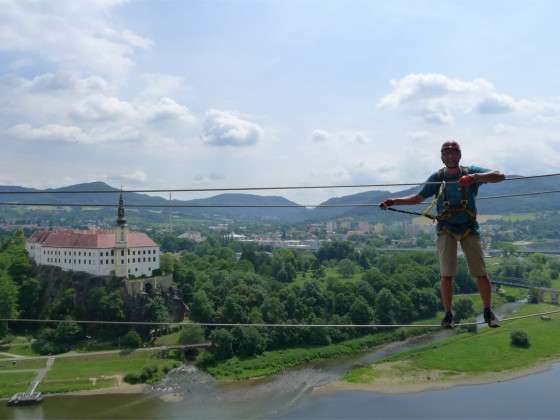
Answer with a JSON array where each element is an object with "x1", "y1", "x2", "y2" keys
[{"x1": 25, "y1": 243, "x2": 160, "y2": 277}]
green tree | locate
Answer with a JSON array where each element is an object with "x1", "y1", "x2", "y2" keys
[
  {"x1": 222, "y1": 295, "x2": 248, "y2": 323},
  {"x1": 0, "y1": 273, "x2": 18, "y2": 337},
  {"x1": 54, "y1": 321, "x2": 83, "y2": 346},
  {"x1": 18, "y1": 277, "x2": 42, "y2": 319},
  {"x1": 336, "y1": 258, "x2": 358, "y2": 278},
  {"x1": 232, "y1": 326, "x2": 266, "y2": 357},
  {"x1": 349, "y1": 297, "x2": 374, "y2": 325},
  {"x1": 261, "y1": 297, "x2": 286, "y2": 323},
  {"x1": 374, "y1": 288, "x2": 398, "y2": 325},
  {"x1": 209, "y1": 329, "x2": 234, "y2": 360},
  {"x1": 160, "y1": 253, "x2": 175, "y2": 274},
  {"x1": 191, "y1": 290, "x2": 215, "y2": 322},
  {"x1": 179, "y1": 325, "x2": 205, "y2": 345}
]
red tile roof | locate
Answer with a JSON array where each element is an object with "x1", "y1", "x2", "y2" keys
[{"x1": 28, "y1": 229, "x2": 157, "y2": 248}]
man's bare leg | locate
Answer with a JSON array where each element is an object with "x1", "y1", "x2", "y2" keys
[
  {"x1": 440, "y1": 276, "x2": 454, "y2": 312},
  {"x1": 476, "y1": 276, "x2": 492, "y2": 308},
  {"x1": 477, "y1": 276, "x2": 500, "y2": 327}
]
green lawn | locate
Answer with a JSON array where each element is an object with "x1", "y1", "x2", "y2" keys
[
  {"x1": 388, "y1": 304, "x2": 560, "y2": 374},
  {"x1": 0, "y1": 372, "x2": 36, "y2": 397},
  {"x1": 46, "y1": 351, "x2": 179, "y2": 382},
  {"x1": 39, "y1": 378, "x2": 117, "y2": 394},
  {"x1": 154, "y1": 330, "x2": 181, "y2": 346},
  {"x1": 0, "y1": 358, "x2": 45, "y2": 370},
  {"x1": 0, "y1": 343, "x2": 39, "y2": 357}
]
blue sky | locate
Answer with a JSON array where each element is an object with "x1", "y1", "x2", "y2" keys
[{"x1": 1, "y1": 0, "x2": 560, "y2": 203}]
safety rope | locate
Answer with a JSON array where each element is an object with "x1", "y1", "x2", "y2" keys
[
  {"x1": 0, "y1": 173, "x2": 558, "y2": 195},
  {"x1": 1, "y1": 309, "x2": 559, "y2": 328}
]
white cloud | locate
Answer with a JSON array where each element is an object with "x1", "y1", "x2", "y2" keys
[
  {"x1": 7, "y1": 123, "x2": 87, "y2": 143},
  {"x1": 378, "y1": 73, "x2": 560, "y2": 125},
  {"x1": 193, "y1": 173, "x2": 225, "y2": 182},
  {"x1": 0, "y1": 0, "x2": 152, "y2": 76},
  {"x1": 2, "y1": 72, "x2": 197, "y2": 148},
  {"x1": 9, "y1": 58, "x2": 33, "y2": 70},
  {"x1": 310, "y1": 129, "x2": 371, "y2": 145},
  {"x1": 378, "y1": 74, "x2": 492, "y2": 108},
  {"x1": 140, "y1": 73, "x2": 186, "y2": 98},
  {"x1": 107, "y1": 170, "x2": 148, "y2": 185},
  {"x1": 311, "y1": 129, "x2": 332, "y2": 143},
  {"x1": 201, "y1": 110, "x2": 263, "y2": 147},
  {"x1": 475, "y1": 94, "x2": 517, "y2": 114}
]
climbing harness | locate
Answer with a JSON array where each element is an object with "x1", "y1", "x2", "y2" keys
[{"x1": 383, "y1": 166, "x2": 478, "y2": 237}]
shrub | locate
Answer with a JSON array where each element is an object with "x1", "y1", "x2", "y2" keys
[
  {"x1": 123, "y1": 373, "x2": 141, "y2": 384},
  {"x1": 178, "y1": 325, "x2": 205, "y2": 345},
  {"x1": 122, "y1": 330, "x2": 142, "y2": 349},
  {"x1": 510, "y1": 330, "x2": 530, "y2": 348}
]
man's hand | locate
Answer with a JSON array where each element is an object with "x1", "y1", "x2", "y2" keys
[
  {"x1": 458, "y1": 175, "x2": 476, "y2": 187},
  {"x1": 379, "y1": 199, "x2": 395, "y2": 209}
]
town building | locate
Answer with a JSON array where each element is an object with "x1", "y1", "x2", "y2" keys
[{"x1": 25, "y1": 194, "x2": 159, "y2": 278}]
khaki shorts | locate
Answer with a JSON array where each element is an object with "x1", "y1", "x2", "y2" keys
[{"x1": 437, "y1": 232, "x2": 487, "y2": 277}]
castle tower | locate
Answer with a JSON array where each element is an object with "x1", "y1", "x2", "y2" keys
[{"x1": 114, "y1": 193, "x2": 129, "y2": 278}]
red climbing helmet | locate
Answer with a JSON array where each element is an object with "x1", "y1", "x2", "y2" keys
[{"x1": 441, "y1": 140, "x2": 461, "y2": 154}]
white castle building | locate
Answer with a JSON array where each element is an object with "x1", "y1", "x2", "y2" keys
[{"x1": 25, "y1": 194, "x2": 159, "y2": 278}]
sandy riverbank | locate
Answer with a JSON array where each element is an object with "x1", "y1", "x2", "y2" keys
[{"x1": 314, "y1": 358, "x2": 560, "y2": 395}]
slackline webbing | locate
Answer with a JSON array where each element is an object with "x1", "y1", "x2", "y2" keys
[{"x1": 1, "y1": 309, "x2": 559, "y2": 328}]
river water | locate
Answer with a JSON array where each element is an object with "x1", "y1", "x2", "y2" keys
[{"x1": 4, "y1": 301, "x2": 555, "y2": 420}]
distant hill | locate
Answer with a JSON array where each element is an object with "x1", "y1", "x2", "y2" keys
[
  {"x1": 0, "y1": 176, "x2": 558, "y2": 224},
  {"x1": 0, "y1": 182, "x2": 307, "y2": 222}
]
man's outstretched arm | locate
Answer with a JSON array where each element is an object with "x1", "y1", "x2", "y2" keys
[
  {"x1": 459, "y1": 170, "x2": 506, "y2": 187},
  {"x1": 380, "y1": 193, "x2": 425, "y2": 208},
  {"x1": 474, "y1": 170, "x2": 506, "y2": 183}
]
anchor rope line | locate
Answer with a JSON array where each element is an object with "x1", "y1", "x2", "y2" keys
[
  {"x1": 1, "y1": 309, "x2": 559, "y2": 328},
  {"x1": 0, "y1": 173, "x2": 558, "y2": 195},
  {"x1": 0, "y1": 188, "x2": 559, "y2": 209}
]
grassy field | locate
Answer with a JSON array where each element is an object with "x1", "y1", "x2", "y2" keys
[
  {"x1": 0, "y1": 372, "x2": 37, "y2": 397},
  {"x1": 0, "y1": 350, "x2": 181, "y2": 397},
  {"x1": 39, "y1": 378, "x2": 117, "y2": 394},
  {"x1": 45, "y1": 352, "x2": 179, "y2": 382},
  {"x1": 154, "y1": 330, "x2": 182, "y2": 346},
  {"x1": 0, "y1": 342, "x2": 38, "y2": 357},
  {"x1": 0, "y1": 358, "x2": 46, "y2": 370},
  {"x1": 343, "y1": 303, "x2": 560, "y2": 384}
]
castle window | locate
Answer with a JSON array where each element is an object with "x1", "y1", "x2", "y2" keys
[
  {"x1": 111, "y1": 259, "x2": 114, "y2": 264},
  {"x1": 121, "y1": 259, "x2": 124, "y2": 264},
  {"x1": 111, "y1": 250, "x2": 114, "y2": 256},
  {"x1": 121, "y1": 250, "x2": 124, "y2": 256}
]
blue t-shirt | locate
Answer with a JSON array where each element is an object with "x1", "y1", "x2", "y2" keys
[{"x1": 418, "y1": 165, "x2": 490, "y2": 236}]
